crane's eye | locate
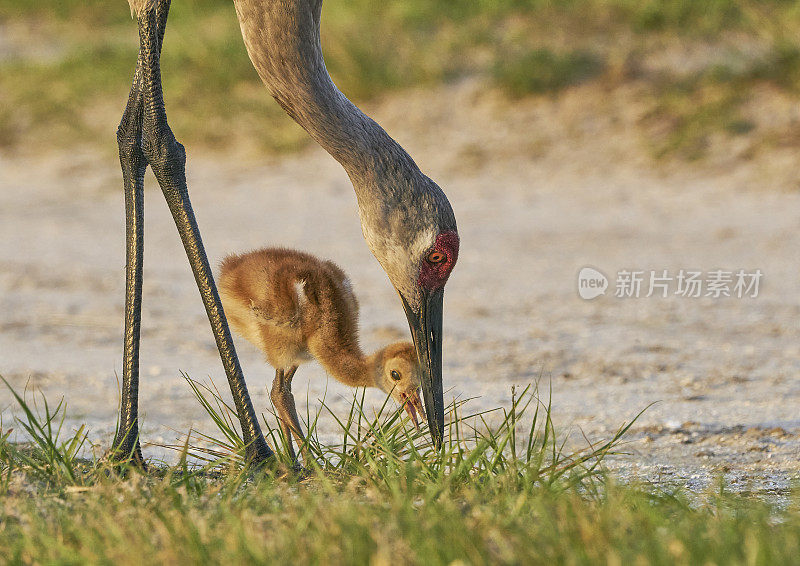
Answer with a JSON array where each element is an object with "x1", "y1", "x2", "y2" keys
[
  {"x1": 390, "y1": 370, "x2": 401, "y2": 381},
  {"x1": 427, "y1": 251, "x2": 446, "y2": 264}
]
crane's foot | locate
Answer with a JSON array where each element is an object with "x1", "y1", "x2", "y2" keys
[
  {"x1": 290, "y1": 461, "x2": 312, "y2": 480},
  {"x1": 105, "y1": 437, "x2": 147, "y2": 473},
  {"x1": 272, "y1": 459, "x2": 311, "y2": 481},
  {"x1": 245, "y1": 443, "x2": 277, "y2": 471}
]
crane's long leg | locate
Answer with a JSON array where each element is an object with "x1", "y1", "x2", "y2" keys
[
  {"x1": 109, "y1": 1, "x2": 170, "y2": 467},
  {"x1": 270, "y1": 366, "x2": 307, "y2": 462},
  {"x1": 112, "y1": 0, "x2": 273, "y2": 466}
]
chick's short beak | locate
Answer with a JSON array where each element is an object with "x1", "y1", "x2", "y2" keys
[
  {"x1": 401, "y1": 287, "x2": 445, "y2": 447},
  {"x1": 401, "y1": 388, "x2": 427, "y2": 430}
]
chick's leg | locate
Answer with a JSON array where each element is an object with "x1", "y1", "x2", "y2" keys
[{"x1": 270, "y1": 366, "x2": 306, "y2": 463}]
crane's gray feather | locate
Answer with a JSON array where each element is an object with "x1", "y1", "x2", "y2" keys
[{"x1": 233, "y1": 0, "x2": 456, "y2": 306}]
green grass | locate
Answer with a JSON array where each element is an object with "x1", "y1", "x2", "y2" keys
[
  {"x1": 639, "y1": 41, "x2": 800, "y2": 159},
  {"x1": 1, "y1": 376, "x2": 800, "y2": 564},
  {"x1": 493, "y1": 48, "x2": 604, "y2": 97},
  {"x1": 4, "y1": 0, "x2": 800, "y2": 158},
  {"x1": 172, "y1": 374, "x2": 633, "y2": 483}
]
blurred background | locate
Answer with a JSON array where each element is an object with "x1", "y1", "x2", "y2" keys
[
  {"x1": 1, "y1": 1, "x2": 799, "y2": 488},
  {"x1": 3, "y1": 0, "x2": 800, "y2": 164}
]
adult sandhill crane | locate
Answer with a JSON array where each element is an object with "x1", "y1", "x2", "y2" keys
[
  {"x1": 113, "y1": 0, "x2": 459, "y2": 467},
  {"x1": 218, "y1": 248, "x2": 426, "y2": 462}
]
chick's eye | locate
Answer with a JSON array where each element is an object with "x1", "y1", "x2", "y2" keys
[
  {"x1": 427, "y1": 251, "x2": 446, "y2": 264},
  {"x1": 390, "y1": 370, "x2": 401, "y2": 381}
]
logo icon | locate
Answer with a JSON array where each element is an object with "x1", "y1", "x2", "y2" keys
[{"x1": 577, "y1": 267, "x2": 608, "y2": 300}]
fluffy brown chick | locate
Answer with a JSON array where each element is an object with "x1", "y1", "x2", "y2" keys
[{"x1": 218, "y1": 248, "x2": 425, "y2": 461}]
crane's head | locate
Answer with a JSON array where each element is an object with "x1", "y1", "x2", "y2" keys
[{"x1": 358, "y1": 173, "x2": 458, "y2": 448}]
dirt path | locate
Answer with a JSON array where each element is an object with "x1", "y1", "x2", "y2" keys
[{"x1": 1, "y1": 81, "x2": 798, "y2": 491}]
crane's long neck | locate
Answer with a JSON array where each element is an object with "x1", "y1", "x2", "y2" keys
[{"x1": 232, "y1": 0, "x2": 421, "y2": 197}]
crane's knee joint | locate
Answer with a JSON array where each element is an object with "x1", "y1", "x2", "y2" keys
[
  {"x1": 117, "y1": 134, "x2": 147, "y2": 189},
  {"x1": 116, "y1": 119, "x2": 144, "y2": 159},
  {"x1": 142, "y1": 127, "x2": 185, "y2": 173}
]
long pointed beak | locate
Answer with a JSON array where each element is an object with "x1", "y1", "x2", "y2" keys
[{"x1": 401, "y1": 288, "x2": 445, "y2": 448}]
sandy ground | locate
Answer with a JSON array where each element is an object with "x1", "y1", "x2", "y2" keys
[{"x1": 1, "y1": 80, "x2": 799, "y2": 494}]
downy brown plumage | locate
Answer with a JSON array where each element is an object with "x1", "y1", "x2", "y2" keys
[{"x1": 219, "y1": 248, "x2": 425, "y2": 460}]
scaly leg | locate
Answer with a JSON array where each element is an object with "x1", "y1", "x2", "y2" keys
[
  {"x1": 270, "y1": 366, "x2": 306, "y2": 462},
  {"x1": 109, "y1": 0, "x2": 170, "y2": 467},
  {"x1": 112, "y1": 0, "x2": 273, "y2": 466}
]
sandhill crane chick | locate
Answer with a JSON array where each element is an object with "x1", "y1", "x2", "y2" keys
[{"x1": 219, "y1": 248, "x2": 425, "y2": 460}]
